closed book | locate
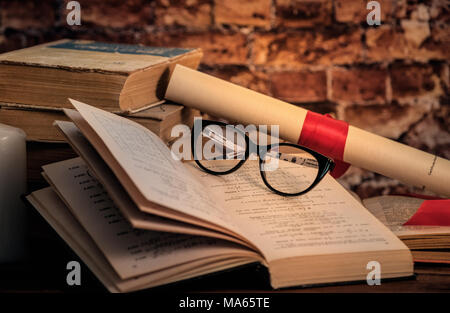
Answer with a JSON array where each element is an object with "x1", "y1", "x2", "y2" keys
[
  {"x1": 0, "y1": 39, "x2": 202, "y2": 112},
  {"x1": 0, "y1": 102, "x2": 197, "y2": 143}
]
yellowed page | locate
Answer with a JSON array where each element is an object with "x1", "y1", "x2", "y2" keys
[
  {"x1": 186, "y1": 160, "x2": 410, "y2": 263},
  {"x1": 165, "y1": 65, "x2": 450, "y2": 197},
  {"x1": 42, "y1": 158, "x2": 250, "y2": 280},
  {"x1": 363, "y1": 196, "x2": 450, "y2": 237},
  {"x1": 67, "y1": 99, "x2": 242, "y2": 235},
  {"x1": 64, "y1": 99, "x2": 411, "y2": 276},
  {"x1": 63, "y1": 108, "x2": 253, "y2": 244},
  {"x1": 53, "y1": 120, "x2": 243, "y2": 243},
  {"x1": 27, "y1": 189, "x2": 120, "y2": 292},
  {"x1": 27, "y1": 188, "x2": 258, "y2": 293}
]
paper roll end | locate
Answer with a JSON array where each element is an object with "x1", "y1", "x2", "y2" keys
[{"x1": 165, "y1": 64, "x2": 190, "y2": 102}]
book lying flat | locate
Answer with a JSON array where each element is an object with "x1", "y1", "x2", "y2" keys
[
  {"x1": 0, "y1": 102, "x2": 196, "y2": 143},
  {"x1": 27, "y1": 99, "x2": 413, "y2": 292},
  {"x1": 363, "y1": 196, "x2": 450, "y2": 263},
  {"x1": 0, "y1": 39, "x2": 202, "y2": 112}
]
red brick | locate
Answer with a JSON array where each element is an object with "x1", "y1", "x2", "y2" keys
[
  {"x1": 0, "y1": 32, "x2": 27, "y2": 53},
  {"x1": 390, "y1": 64, "x2": 442, "y2": 98},
  {"x1": 275, "y1": 0, "x2": 332, "y2": 27},
  {"x1": 365, "y1": 26, "x2": 407, "y2": 61},
  {"x1": 422, "y1": 21, "x2": 450, "y2": 58},
  {"x1": 298, "y1": 102, "x2": 337, "y2": 115},
  {"x1": 252, "y1": 28, "x2": 362, "y2": 68},
  {"x1": 155, "y1": 0, "x2": 211, "y2": 29},
  {"x1": 331, "y1": 67, "x2": 387, "y2": 103},
  {"x1": 1, "y1": 0, "x2": 56, "y2": 29},
  {"x1": 344, "y1": 104, "x2": 430, "y2": 139},
  {"x1": 352, "y1": 175, "x2": 428, "y2": 199},
  {"x1": 70, "y1": 0, "x2": 152, "y2": 28},
  {"x1": 428, "y1": 0, "x2": 450, "y2": 21},
  {"x1": 0, "y1": 31, "x2": 61, "y2": 54},
  {"x1": 270, "y1": 70, "x2": 327, "y2": 102},
  {"x1": 146, "y1": 32, "x2": 249, "y2": 66},
  {"x1": 215, "y1": 0, "x2": 271, "y2": 27},
  {"x1": 401, "y1": 20, "x2": 430, "y2": 47},
  {"x1": 201, "y1": 66, "x2": 270, "y2": 95},
  {"x1": 67, "y1": 28, "x2": 144, "y2": 45},
  {"x1": 334, "y1": 0, "x2": 403, "y2": 24},
  {"x1": 441, "y1": 63, "x2": 449, "y2": 92},
  {"x1": 402, "y1": 1, "x2": 449, "y2": 21},
  {"x1": 365, "y1": 24, "x2": 449, "y2": 62},
  {"x1": 429, "y1": 17, "x2": 450, "y2": 42},
  {"x1": 403, "y1": 106, "x2": 450, "y2": 159}
]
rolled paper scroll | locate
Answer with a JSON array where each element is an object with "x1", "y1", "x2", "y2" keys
[
  {"x1": 298, "y1": 112, "x2": 350, "y2": 178},
  {"x1": 165, "y1": 65, "x2": 450, "y2": 197}
]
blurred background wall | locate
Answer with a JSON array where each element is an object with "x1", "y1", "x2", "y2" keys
[{"x1": 0, "y1": 0, "x2": 448, "y2": 198}]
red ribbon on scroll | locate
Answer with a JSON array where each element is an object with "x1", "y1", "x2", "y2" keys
[
  {"x1": 298, "y1": 111, "x2": 350, "y2": 178},
  {"x1": 403, "y1": 199, "x2": 450, "y2": 226}
]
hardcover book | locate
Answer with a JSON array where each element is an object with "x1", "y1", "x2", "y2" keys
[
  {"x1": 0, "y1": 40, "x2": 202, "y2": 112},
  {"x1": 0, "y1": 102, "x2": 196, "y2": 143}
]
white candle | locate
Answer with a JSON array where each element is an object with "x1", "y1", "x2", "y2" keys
[{"x1": 0, "y1": 123, "x2": 27, "y2": 263}]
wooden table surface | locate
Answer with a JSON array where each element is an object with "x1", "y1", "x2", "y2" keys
[{"x1": 1, "y1": 201, "x2": 449, "y2": 293}]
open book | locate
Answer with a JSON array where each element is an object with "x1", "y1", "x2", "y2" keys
[
  {"x1": 26, "y1": 99, "x2": 413, "y2": 292},
  {"x1": 363, "y1": 196, "x2": 450, "y2": 263}
]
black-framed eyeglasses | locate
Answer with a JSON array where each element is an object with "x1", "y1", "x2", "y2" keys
[{"x1": 191, "y1": 119, "x2": 335, "y2": 197}]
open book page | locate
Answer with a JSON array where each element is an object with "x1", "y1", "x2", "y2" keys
[
  {"x1": 363, "y1": 196, "x2": 450, "y2": 237},
  {"x1": 62, "y1": 109, "x2": 245, "y2": 237},
  {"x1": 42, "y1": 157, "x2": 255, "y2": 280},
  {"x1": 27, "y1": 188, "x2": 258, "y2": 293},
  {"x1": 186, "y1": 160, "x2": 410, "y2": 263},
  {"x1": 67, "y1": 99, "x2": 242, "y2": 236},
  {"x1": 27, "y1": 188, "x2": 120, "y2": 292},
  {"x1": 53, "y1": 120, "x2": 245, "y2": 243}
]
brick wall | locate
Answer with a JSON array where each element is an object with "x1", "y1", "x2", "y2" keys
[{"x1": 0, "y1": 0, "x2": 448, "y2": 198}]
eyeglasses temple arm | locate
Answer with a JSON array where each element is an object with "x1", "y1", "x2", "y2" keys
[{"x1": 270, "y1": 152, "x2": 319, "y2": 169}]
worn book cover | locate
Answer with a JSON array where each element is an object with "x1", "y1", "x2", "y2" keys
[
  {"x1": 0, "y1": 39, "x2": 202, "y2": 112},
  {"x1": 0, "y1": 102, "x2": 197, "y2": 143}
]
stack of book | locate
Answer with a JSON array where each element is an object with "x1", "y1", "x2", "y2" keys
[
  {"x1": 0, "y1": 102, "x2": 196, "y2": 144},
  {"x1": 0, "y1": 102, "x2": 197, "y2": 184},
  {"x1": 25, "y1": 99, "x2": 414, "y2": 292},
  {"x1": 0, "y1": 39, "x2": 202, "y2": 185},
  {"x1": 4, "y1": 39, "x2": 445, "y2": 292}
]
